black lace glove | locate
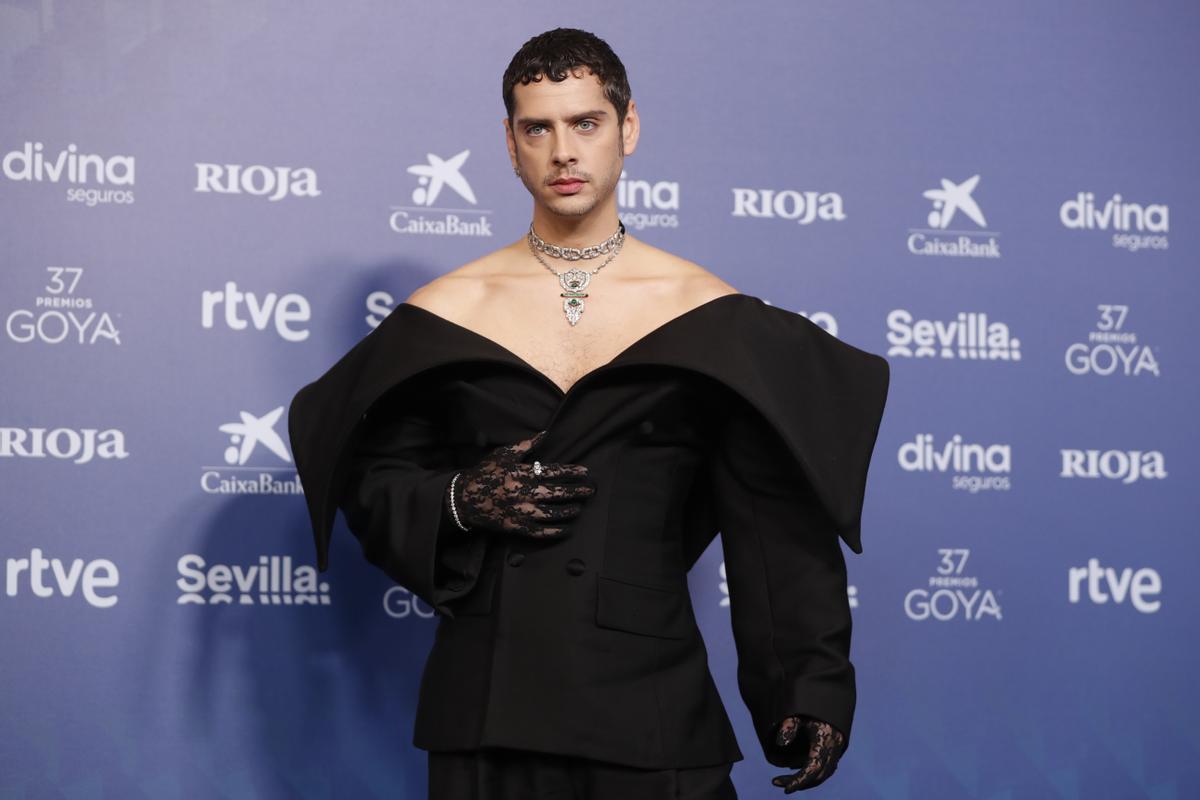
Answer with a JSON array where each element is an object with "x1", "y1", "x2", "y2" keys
[
  {"x1": 769, "y1": 714, "x2": 848, "y2": 793},
  {"x1": 448, "y1": 430, "x2": 596, "y2": 537}
]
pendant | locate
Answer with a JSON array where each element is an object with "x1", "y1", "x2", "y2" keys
[{"x1": 559, "y1": 268, "x2": 590, "y2": 326}]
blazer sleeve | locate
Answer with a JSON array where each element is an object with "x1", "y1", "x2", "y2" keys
[
  {"x1": 337, "y1": 400, "x2": 489, "y2": 620},
  {"x1": 706, "y1": 330, "x2": 889, "y2": 765},
  {"x1": 708, "y1": 402, "x2": 861, "y2": 765}
]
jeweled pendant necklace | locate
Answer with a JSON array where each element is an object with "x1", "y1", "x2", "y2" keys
[{"x1": 527, "y1": 220, "x2": 626, "y2": 325}]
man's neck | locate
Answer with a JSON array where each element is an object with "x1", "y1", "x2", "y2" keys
[{"x1": 529, "y1": 207, "x2": 623, "y2": 249}]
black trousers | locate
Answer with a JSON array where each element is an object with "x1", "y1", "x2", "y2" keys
[{"x1": 427, "y1": 747, "x2": 738, "y2": 800}]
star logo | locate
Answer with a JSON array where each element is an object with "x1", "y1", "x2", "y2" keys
[
  {"x1": 406, "y1": 149, "x2": 478, "y2": 206},
  {"x1": 218, "y1": 407, "x2": 291, "y2": 466},
  {"x1": 922, "y1": 174, "x2": 987, "y2": 229}
]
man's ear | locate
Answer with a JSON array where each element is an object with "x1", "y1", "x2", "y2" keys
[
  {"x1": 503, "y1": 117, "x2": 518, "y2": 170},
  {"x1": 621, "y1": 99, "x2": 640, "y2": 157}
]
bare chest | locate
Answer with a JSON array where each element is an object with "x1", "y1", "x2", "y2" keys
[{"x1": 503, "y1": 318, "x2": 632, "y2": 394}]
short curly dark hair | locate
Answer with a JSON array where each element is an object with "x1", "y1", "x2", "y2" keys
[{"x1": 502, "y1": 28, "x2": 632, "y2": 128}]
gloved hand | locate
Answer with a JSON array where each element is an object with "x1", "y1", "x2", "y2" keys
[
  {"x1": 448, "y1": 430, "x2": 596, "y2": 537},
  {"x1": 769, "y1": 714, "x2": 847, "y2": 793}
]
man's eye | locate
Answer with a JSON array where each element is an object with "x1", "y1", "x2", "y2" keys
[
  {"x1": 577, "y1": 120, "x2": 596, "y2": 130},
  {"x1": 527, "y1": 125, "x2": 544, "y2": 135}
]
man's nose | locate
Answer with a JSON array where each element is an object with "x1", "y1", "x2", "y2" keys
[{"x1": 551, "y1": 130, "x2": 577, "y2": 166}]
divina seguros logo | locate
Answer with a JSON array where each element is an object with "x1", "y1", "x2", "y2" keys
[
  {"x1": 1, "y1": 141, "x2": 135, "y2": 206},
  {"x1": 1059, "y1": 192, "x2": 1168, "y2": 252},
  {"x1": 897, "y1": 434, "x2": 1012, "y2": 492},
  {"x1": 618, "y1": 169, "x2": 679, "y2": 230}
]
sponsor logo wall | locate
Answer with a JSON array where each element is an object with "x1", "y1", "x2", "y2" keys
[{"x1": 1, "y1": 3, "x2": 1192, "y2": 798}]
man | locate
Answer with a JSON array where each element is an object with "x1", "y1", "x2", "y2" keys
[{"x1": 289, "y1": 27, "x2": 889, "y2": 798}]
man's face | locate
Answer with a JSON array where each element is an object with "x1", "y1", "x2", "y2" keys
[{"x1": 505, "y1": 67, "x2": 637, "y2": 219}]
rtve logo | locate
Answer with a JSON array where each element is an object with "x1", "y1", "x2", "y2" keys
[
  {"x1": 4, "y1": 548, "x2": 119, "y2": 608},
  {"x1": 1068, "y1": 558, "x2": 1161, "y2": 614},
  {"x1": 200, "y1": 281, "x2": 311, "y2": 342}
]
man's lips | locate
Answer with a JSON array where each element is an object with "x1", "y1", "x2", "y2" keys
[{"x1": 549, "y1": 177, "x2": 586, "y2": 195}]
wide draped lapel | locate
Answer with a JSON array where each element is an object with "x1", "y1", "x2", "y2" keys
[
  {"x1": 287, "y1": 304, "x2": 521, "y2": 572},
  {"x1": 288, "y1": 294, "x2": 890, "y2": 574},
  {"x1": 611, "y1": 296, "x2": 891, "y2": 559}
]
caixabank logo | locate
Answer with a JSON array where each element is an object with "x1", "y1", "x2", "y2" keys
[
  {"x1": 388, "y1": 148, "x2": 492, "y2": 236},
  {"x1": 200, "y1": 406, "x2": 301, "y2": 495},
  {"x1": 886, "y1": 309, "x2": 1021, "y2": 361},
  {"x1": 5, "y1": 266, "x2": 122, "y2": 346},
  {"x1": 898, "y1": 433, "x2": 1012, "y2": 492},
  {"x1": 1064, "y1": 304, "x2": 1159, "y2": 378},
  {"x1": 905, "y1": 548, "x2": 1002, "y2": 622},
  {"x1": 906, "y1": 174, "x2": 1000, "y2": 258},
  {"x1": 1, "y1": 141, "x2": 135, "y2": 206}
]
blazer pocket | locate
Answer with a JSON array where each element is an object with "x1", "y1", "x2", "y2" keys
[
  {"x1": 446, "y1": 564, "x2": 498, "y2": 617},
  {"x1": 594, "y1": 574, "x2": 692, "y2": 639}
]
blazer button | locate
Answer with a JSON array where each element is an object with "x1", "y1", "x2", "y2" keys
[
  {"x1": 565, "y1": 558, "x2": 586, "y2": 576},
  {"x1": 638, "y1": 418, "x2": 655, "y2": 434},
  {"x1": 507, "y1": 552, "x2": 526, "y2": 567}
]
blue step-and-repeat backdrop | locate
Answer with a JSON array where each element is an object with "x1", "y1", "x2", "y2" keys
[{"x1": 2, "y1": 2, "x2": 1196, "y2": 798}]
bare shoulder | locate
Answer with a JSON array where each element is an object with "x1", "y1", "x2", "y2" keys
[
  {"x1": 402, "y1": 250, "x2": 507, "y2": 318},
  {"x1": 627, "y1": 237, "x2": 740, "y2": 303}
]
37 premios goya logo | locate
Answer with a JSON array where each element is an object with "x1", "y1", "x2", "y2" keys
[
  {"x1": 905, "y1": 548, "x2": 1002, "y2": 622},
  {"x1": 1064, "y1": 304, "x2": 1159, "y2": 378},
  {"x1": 6, "y1": 267, "x2": 121, "y2": 345},
  {"x1": 200, "y1": 406, "x2": 301, "y2": 495}
]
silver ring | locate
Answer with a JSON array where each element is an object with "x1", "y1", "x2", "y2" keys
[{"x1": 532, "y1": 460, "x2": 543, "y2": 476}]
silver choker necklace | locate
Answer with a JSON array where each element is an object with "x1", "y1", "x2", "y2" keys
[{"x1": 527, "y1": 220, "x2": 626, "y2": 326}]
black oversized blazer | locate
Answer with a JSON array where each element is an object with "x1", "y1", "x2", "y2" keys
[{"x1": 288, "y1": 292, "x2": 890, "y2": 770}]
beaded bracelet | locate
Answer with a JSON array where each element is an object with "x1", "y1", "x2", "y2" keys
[{"x1": 447, "y1": 471, "x2": 471, "y2": 532}]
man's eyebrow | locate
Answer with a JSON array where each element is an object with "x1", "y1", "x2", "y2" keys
[{"x1": 515, "y1": 109, "x2": 609, "y2": 127}]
